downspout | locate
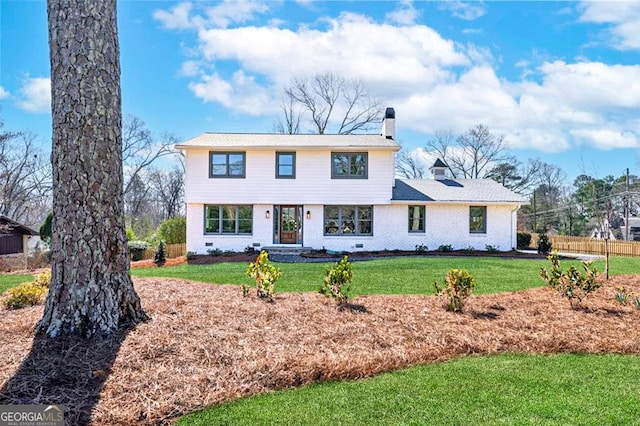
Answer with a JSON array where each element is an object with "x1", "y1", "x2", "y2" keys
[{"x1": 511, "y1": 205, "x2": 520, "y2": 250}]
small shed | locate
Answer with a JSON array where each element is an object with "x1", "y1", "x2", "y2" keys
[{"x1": 0, "y1": 215, "x2": 38, "y2": 256}]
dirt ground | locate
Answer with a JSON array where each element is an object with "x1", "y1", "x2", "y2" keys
[{"x1": 1, "y1": 274, "x2": 639, "y2": 425}]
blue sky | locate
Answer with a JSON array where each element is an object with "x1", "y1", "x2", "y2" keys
[{"x1": 1, "y1": 0, "x2": 639, "y2": 184}]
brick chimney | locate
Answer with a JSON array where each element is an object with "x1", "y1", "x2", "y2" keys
[{"x1": 381, "y1": 107, "x2": 395, "y2": 139}]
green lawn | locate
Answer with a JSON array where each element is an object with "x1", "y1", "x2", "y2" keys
[
  {"x1": 131, "y1": 255, "x2": 640, "y2": 296},
  {"x1": 2, "y1": 257, "x2": 640, "y2": 424},
  {"x1": 0, "y1": 274, "x2": 34, "y2": 294},
  {"x1": 3, "y1": 256, "x2": 638, "y2": 297},
  {"x1": 179, "y1": 353, "x2": 640, "y2": 425}
]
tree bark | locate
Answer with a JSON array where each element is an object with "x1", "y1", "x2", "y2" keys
[{"x1": 38, "y1": 0, "x2": 149, "y2": 337}]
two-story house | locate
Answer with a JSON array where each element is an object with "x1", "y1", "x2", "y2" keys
[{"x1": 177, "y1": 108, "x2": 527, "y2": 254}]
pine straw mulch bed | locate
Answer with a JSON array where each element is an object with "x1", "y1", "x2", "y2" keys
[{"x1": 1, "y1": 275, "x2": 640, "y2": 425}]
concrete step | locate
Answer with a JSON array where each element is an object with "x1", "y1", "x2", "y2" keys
[{"x1": 262, "y1": 246, "x2": 313, "y2": 255}]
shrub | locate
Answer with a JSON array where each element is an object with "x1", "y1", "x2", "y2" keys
[
  {"x1": 246, "y1": 251, "x2": 281, "y2": 299},
  {"x1": 437, "y1": 244, "x2": 453, "y2": 252},
  {"x1": 34, "y1": 270, "x2": 52, "y2": 288},
  {"x1": 128, "y1": 240, "x2": 150, "y2": 261},
  {"x1": 207, "y1": 248, "x2": 223, "y2": 256},
  {"x1": 156, "y1": 216, "x2": 186, "y2": 244},
  {"x1": 154, "y1": 241, "x2": 167, "y2": 266},
  {"x1": 39, "y1": 212, "x2": 53, "y2": 246},
  {"x1": 537, "y1": 233, "x2": 552, "y2": 254},
  {"x1": 126, "y1": 227, "x2": 137, "y2": 241},
  {"x1": 517, "y1": 232, "x2": 532, "y2": 249},
  {"x1": 634, "y1": 297, "x2": 640, "y2": 311},
  {"x1": 415, "y1": 244, "x2": 428, "y2": 253},
  {"x1": 320, "y1": 255, "x2": 354, "y2": 304},
  {"x1": 485, "y1": 244, "x2": 500, "y2": 253},
  {"x1": 434, "y1": 268, "x2": 476, "y2": 312},
  {"x1": 540, "y1": 252, "x2": 600, "y2": 309},
  {"x1": 3, "y1": 282, "x2": 47, "y2": 310},
  {"x1": 186, "y1": 251, "x2": 198, "y2": 261},
  {"x1": 244, "y1": 246, "x2": 256, "y2": 254},
  {"x1": 462, "y1": 246, "x2": 475, "y2": 254}
]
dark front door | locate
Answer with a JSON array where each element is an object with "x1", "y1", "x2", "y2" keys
[{"x1": 280, "y1": 206, "x2": 298, "y2": 244}]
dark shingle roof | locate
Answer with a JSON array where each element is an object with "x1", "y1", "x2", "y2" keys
[
  {"x1": 392, "y1": 179, "x2": 527, "y2": 203},
  {"x1": 432, "y1": 158, "x2": 448, "y2": 168}
]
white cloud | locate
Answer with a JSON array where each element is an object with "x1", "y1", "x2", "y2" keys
[
  {"x1": 386, "y1": 0, "x2": 420, "y2": 25},
  {"x1": 203, "y1": 0, "x2": 269, "y2": 28},
  {"x1": 16, "y1": 77, "x2": 51, "y2": 113},
  {"x1": 571, "y1": 128, "x2": 640, "y2": 150},
  {"x1": 438, "y1": 1, "x2": 486, "y2": 21},
  {"x1": 0, "y1": 86, "x2": 9, "y2": 100},
  {"x1": 189, "y1": 70, "x2": 271, "y2": 115},
  {"x1": 153, "y1": 2, "x2": 194, "y2": 30},
  {"x1": 578, "y1": 1, "x2": 640, "y2": 50},
  {"x1": 193, "y1": 12, "x2": 468, "y2": 93},
  {"x1": 156, "y1": 4, "x2": 639, "y2": 153},
  {"x1": 154, "y1": 0, "x2": 269, "y2": 30}
]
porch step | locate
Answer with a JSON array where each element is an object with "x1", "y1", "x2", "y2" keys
[{"x1": 262, "y1": 246, "x2": 313, "y2": 255}]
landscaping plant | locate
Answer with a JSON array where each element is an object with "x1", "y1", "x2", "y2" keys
[
  {"x1": 615, "y1": 286, "x2": 631, "y2": 305},
  {"x1": 154, "y1": 241, "x2": 167, "y2": 267},
  {"x1": 128, "y1": 240, "x2": 150, "y2": 261},
  {"x1": 517, "y1": 232, "x2": 532, "y2": 250},
  {"x1": 320, "y1": 255, "x2": 353, "y2": 304},
  {"x1": 436, "y1": 244, "x2": 453, "y2": 252},
  {"x1": 246, "y1": 250, "x2": 281, "y2": 299},
  {"x1": 434, "y1": 268, "x2": 476, "y2": 312},
  {"x1": 3, "y1": 270, "x2": 51, "y2": 310},
  {"x1": 540, "y1": 252, "x2": 600, "y2": 309},
  {"x1": 537, "y1": 233, "x2": 552, "y2": 254}
]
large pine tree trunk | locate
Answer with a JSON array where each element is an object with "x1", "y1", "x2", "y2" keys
[{"x1": 37, "y1": 0, "x2": 149, "y2": 337}]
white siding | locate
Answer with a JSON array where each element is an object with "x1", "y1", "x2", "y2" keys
[
  {"x1": 186, "y1": 202, "x2": 518, "y2": 254},
  {"x1": 306, "y1": 204, "x2": 518, "y2": 252},
  {"x1": 186, "y1": 203, "x2": 273, "y2": 253},
  {"x1": 184, "y1": 148, "x2": 394, "y2": 205}
]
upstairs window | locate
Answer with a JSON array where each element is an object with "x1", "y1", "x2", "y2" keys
[
  {"x1": 469, "y1": 206, "x2": 487, "y2": 234},
  {"x1": 210, "y1": 152, "x2": 245, "y2": 178},
  {"x1": 331, "y1": 152, "x2": 368, "y2": 179},
  {"x1": 276, "y1": 152, "x2": 296, "y2": 179}
]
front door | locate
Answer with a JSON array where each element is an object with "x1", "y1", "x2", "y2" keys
[{"x1": 280, "y1": 206, "x2": 298, "y2": 244}]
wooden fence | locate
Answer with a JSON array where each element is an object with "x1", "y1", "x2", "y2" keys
[
  {"x1": 530, "y1": 233, "x2": 640, "y2": 257},
  {"x1": 139, "y1": 243, "x2": 186, "y2": 261}
]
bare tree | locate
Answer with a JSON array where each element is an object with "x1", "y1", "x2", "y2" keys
[
  {"x1": 151, "y1": 165, "x2": 184, "y2": 220},
  {"x1": 0, "y1": 129, "x2": 51, "y2": 225},
  {"x1": 426, "y1": 125, "x2": 509, "y2": 179},
  {"x1": 38, "y1": 0, "x2": 148, "y2": 337},
  {"x1": 122, "y1": 114, "x2": 175, "y2": 197},
  {"x1": 272, "y1": 96, "x2": 301, "y2": 134},
  {"x1": 395, "y1": 149, "x2": 427, "y2": 179},
  {"x1": 277, "y1": 72, "x2": 382, "y2": 134}
]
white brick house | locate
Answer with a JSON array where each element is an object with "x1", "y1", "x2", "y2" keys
[{"x1": 177, "y1": 108, "x2": 526, "y2": 254}]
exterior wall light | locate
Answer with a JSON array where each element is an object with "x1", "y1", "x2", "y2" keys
[
  {"x1": 306, "y1": 210, "x2": 311, "y2": 219},
  {"x1": 265, "y1": 210, "x2": 270, "y2": 219}
]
